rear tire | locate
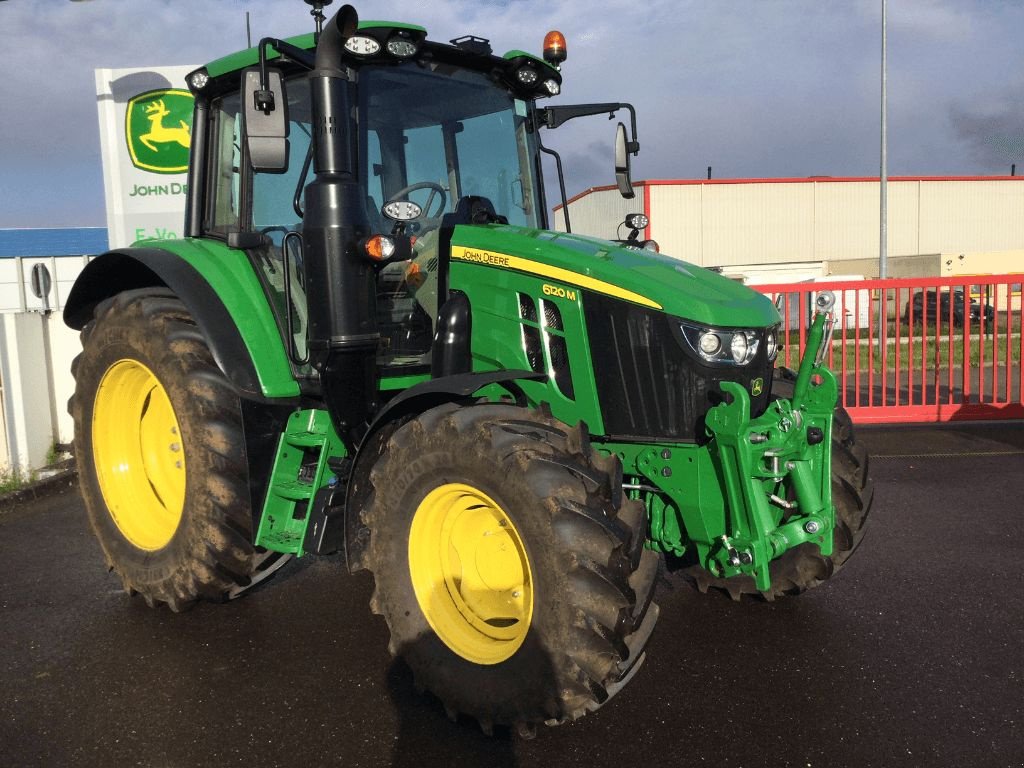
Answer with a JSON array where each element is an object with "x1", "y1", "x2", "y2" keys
[
  {"x1": 71, "y1": 290, "x2": 261, "y2": 611},
  {"x1": 686, "y1": 367, "x2": 873, "y2": 601},
  {"x1": 361, "y1": 403, "x2": 659, "y2": 731}
]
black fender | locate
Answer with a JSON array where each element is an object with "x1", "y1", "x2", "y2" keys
[
  {"x1": 342, "y1": 369, "x2": 546, "y2": 571},
  {"x1": 64, "y1": 248, "x2": 267, "y2": 401}
]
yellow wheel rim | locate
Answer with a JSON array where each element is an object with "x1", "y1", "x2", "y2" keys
[
  {"x1": 408, "y1": 483, "x2": 534, "y2": 665},
  {"x1": 92, "y1": 359, "x2": 186, "y2": 550}
]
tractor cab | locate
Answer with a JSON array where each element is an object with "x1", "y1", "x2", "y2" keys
[
  {"x1": 194, "y1": 24, "x2": 578, "y2": 383},
  {"x1": 191, "y1": 16, "x2": 642, "y2": 390}
]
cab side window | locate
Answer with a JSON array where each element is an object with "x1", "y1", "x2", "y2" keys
[{"x1": 206, "y1": 92, "x2": 242, "y2": 234}]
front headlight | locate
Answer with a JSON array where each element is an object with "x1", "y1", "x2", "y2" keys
[
  {"x1": 699, "y1": 331, "x2": 721, "y2": 356},
  {"x1": 730, "y1": 332, "x2": 750, "y2": 364},
  {"x1": 680, "y1": 323, "x2": 763, "y2": 365}
]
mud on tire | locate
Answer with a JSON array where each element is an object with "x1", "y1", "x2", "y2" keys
[
  {"x1": 71, "y1": 289, "x2": 262, "y2": 611},
  {"x1": 686, "y1": 367, "x2": 874, "y2": 601},
  {"x1": 361, "y1": 403, "x2": 659, "y2": 731}
]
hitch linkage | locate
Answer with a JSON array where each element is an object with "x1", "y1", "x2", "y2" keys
[{"x1": 703, "y1": 310, "x2": 839, "y2": 591}]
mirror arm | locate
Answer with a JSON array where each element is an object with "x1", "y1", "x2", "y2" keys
[
  {"x1": 256, "y1": 37, "x2": 316, "y2": 114},
  {"x1": 534, "y1": 102, "x2": 640, "y2": 155}
]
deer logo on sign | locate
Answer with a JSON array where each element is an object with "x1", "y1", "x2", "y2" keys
[
  {"x1": 140, "y1": 99, "x2": 191, "y2": 152},
  {"x1": 125, "y1": 89, "x2": 194, "y2": 174}
]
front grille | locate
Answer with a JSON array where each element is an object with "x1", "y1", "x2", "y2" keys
[{"x1": 583, "y1": 292, "x2": 774, "y2": 442}]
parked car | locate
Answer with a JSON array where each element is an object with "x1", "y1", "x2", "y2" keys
[{"x1": 902, "y1": 288, "x2": 995, "y2": 328}]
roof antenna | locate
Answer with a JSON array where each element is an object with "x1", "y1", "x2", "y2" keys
[{"x1": 304, "y1": 0, "x2": 334, "y2": 41}]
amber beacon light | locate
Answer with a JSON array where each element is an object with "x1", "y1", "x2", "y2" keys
[{"x1": 543, "y1": 30, "x2": 567, "y2": 66}]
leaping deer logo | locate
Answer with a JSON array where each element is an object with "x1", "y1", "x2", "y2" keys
[{"x1": 140, "y1": 99, "x2": 191, "y2": 152}]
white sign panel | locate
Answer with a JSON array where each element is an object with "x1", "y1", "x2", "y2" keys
[{"x1": 95, "y1": 66, "x2": 198, "y2": 249}]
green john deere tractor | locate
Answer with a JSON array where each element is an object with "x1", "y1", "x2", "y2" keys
[{"x1": 66, "y1": 2, "x2": 872, "y2": 733}]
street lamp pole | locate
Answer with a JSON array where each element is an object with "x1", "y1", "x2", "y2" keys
[
  {"x1": 880, "y1": 0, "x2": 888, "y2": 280},
  {"x1": 879, "y1": 0, "x2": 888, "y2": 367}
]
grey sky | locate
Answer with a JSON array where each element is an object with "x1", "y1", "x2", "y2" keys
[{"x1": 1, "y1": 0, "x2": 1022, "y2": 228}]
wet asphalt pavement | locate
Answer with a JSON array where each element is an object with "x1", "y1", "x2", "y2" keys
[{"x1": 1, "y1": 423, "x2": 1022, "y2": 768}]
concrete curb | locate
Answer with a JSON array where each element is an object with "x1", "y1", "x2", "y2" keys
[{"x1": 0, "y1": 459, "x2": 79, "y2": 511}]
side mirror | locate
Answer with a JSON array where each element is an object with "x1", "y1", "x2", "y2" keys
[
  {"x1": 243, "y1": 67, "x2": 289, "y2": 173},
  {"x1": 614, "y1": 122, "x2": 635, "y2": 199}
]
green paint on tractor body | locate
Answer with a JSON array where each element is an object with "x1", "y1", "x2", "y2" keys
[
  {"x1": 136, "y1": 237, "x2": 300, "y2": 398},
  {"x1": 242, "y1": 217, "x2": 839, "y2": 589}
]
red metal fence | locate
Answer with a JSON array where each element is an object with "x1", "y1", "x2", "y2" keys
[{"x1": 753, "y1": 274, "x2": 1024, "y2": 424}]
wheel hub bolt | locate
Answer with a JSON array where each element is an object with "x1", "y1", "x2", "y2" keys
[{"x1": 804, "y1": 520, "x2": 821, "y2": 534}]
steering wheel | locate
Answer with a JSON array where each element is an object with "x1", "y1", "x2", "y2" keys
[{"x1": 391, "y1": 181, "x2": 447, "y2": 227}]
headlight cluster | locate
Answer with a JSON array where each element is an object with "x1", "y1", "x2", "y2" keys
[
  {"x1": 504, "y1": 52, "x2": 562, "y2": 98},
  {"x1": 680, "y1": 323, "x2": 779, "y2": 366},
  {"x1": 343, "y1": 26, "x2": 427, "y2": 60},
  {"x1": 514, "y1": 64, "x2": 560, "y2": 94}
]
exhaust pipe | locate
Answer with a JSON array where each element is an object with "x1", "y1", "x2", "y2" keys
[{"x1": 302, "y1": 4, "x2": 379, "y2": 439}]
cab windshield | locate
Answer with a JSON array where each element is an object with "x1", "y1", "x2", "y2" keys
[
  {"x1": 359, "y1": 63, "x2": 541, "y2": 231},
  {"x1": 357, "y1": 63, "x2": 542, "y2": 366}
]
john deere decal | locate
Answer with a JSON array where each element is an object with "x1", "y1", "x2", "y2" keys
[
  {"x1": 751, "y1": 377, "x2": 764, "y2": 397},
  {"x1": 125, "y1": 89, "x2": 193, "y2": 173}
]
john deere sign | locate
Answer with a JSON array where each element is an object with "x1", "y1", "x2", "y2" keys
[
  {"x1": 96, "y1": 66, "x2": 197, "y2": 248},
  {"x1": 125, "y1": 89, "x2": 193, "y2": 174}
]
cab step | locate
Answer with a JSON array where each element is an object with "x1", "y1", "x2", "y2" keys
[{"x1": 255, "y1": 409, "x2": 346, "y2": 556}]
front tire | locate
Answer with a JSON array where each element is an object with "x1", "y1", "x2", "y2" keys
[
  {"x1": 71, "y1": 290, "x2": 262, "y2": 611},
  {"x1": 361, "y1": 403, "x2": 659, "y2": 731}
]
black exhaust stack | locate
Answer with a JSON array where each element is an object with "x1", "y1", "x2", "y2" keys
[{"x1": 303, "y1": 4, "x2": 379, "y2": 440}]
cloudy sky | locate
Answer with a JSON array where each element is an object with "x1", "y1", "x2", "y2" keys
[{"x1": 1, "y1": 0, "x2": 1022, "y2": 229}]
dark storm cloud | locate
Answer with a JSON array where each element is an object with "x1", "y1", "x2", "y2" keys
[{"x1": 949, "y1": 88, "x2": 1024, "y2": 172}]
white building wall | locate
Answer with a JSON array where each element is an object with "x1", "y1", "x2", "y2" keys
[
  {"x1": 0, "y1": 313, "x2": 53, "y2": 472},
  {"x1": 553, "y1": 186, "x2": 645, "y2": 240},
  {"x1": 0, "y1": 377, "x2": 8, "y2": 470},
  {"x1": 564, "y1": 178, "x2": 1024, "y2": 270},
  {"x1": 648, "y1": 183, "x2": 702, "y2": 263},
  {"x1": 919, "y1": 181, "x2": 1024, "y2": 254},
  {"x1": 702, "y1": 182, "x2": 816, "y2": 267},
  {"x1": 812, "y1": 181, "x2": 878, "y2": 261},
  {"x1": 0, "y1": 256, "x2": 88, "y2": 472}
]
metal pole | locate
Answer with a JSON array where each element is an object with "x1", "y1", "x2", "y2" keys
[
  {"x1": 246, "y1": 11, "x2": 252, "y2": 48},
  {"x1": 878, "y1": 0, "x2": 888, "y2": 371},
  {"x1": 880, "y1": 0, "x2": 887, "y2": 279}
]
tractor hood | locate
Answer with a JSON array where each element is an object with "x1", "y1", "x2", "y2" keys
[{"x1": 450, "y1": 224, "x2": 780, "y2": 328}]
